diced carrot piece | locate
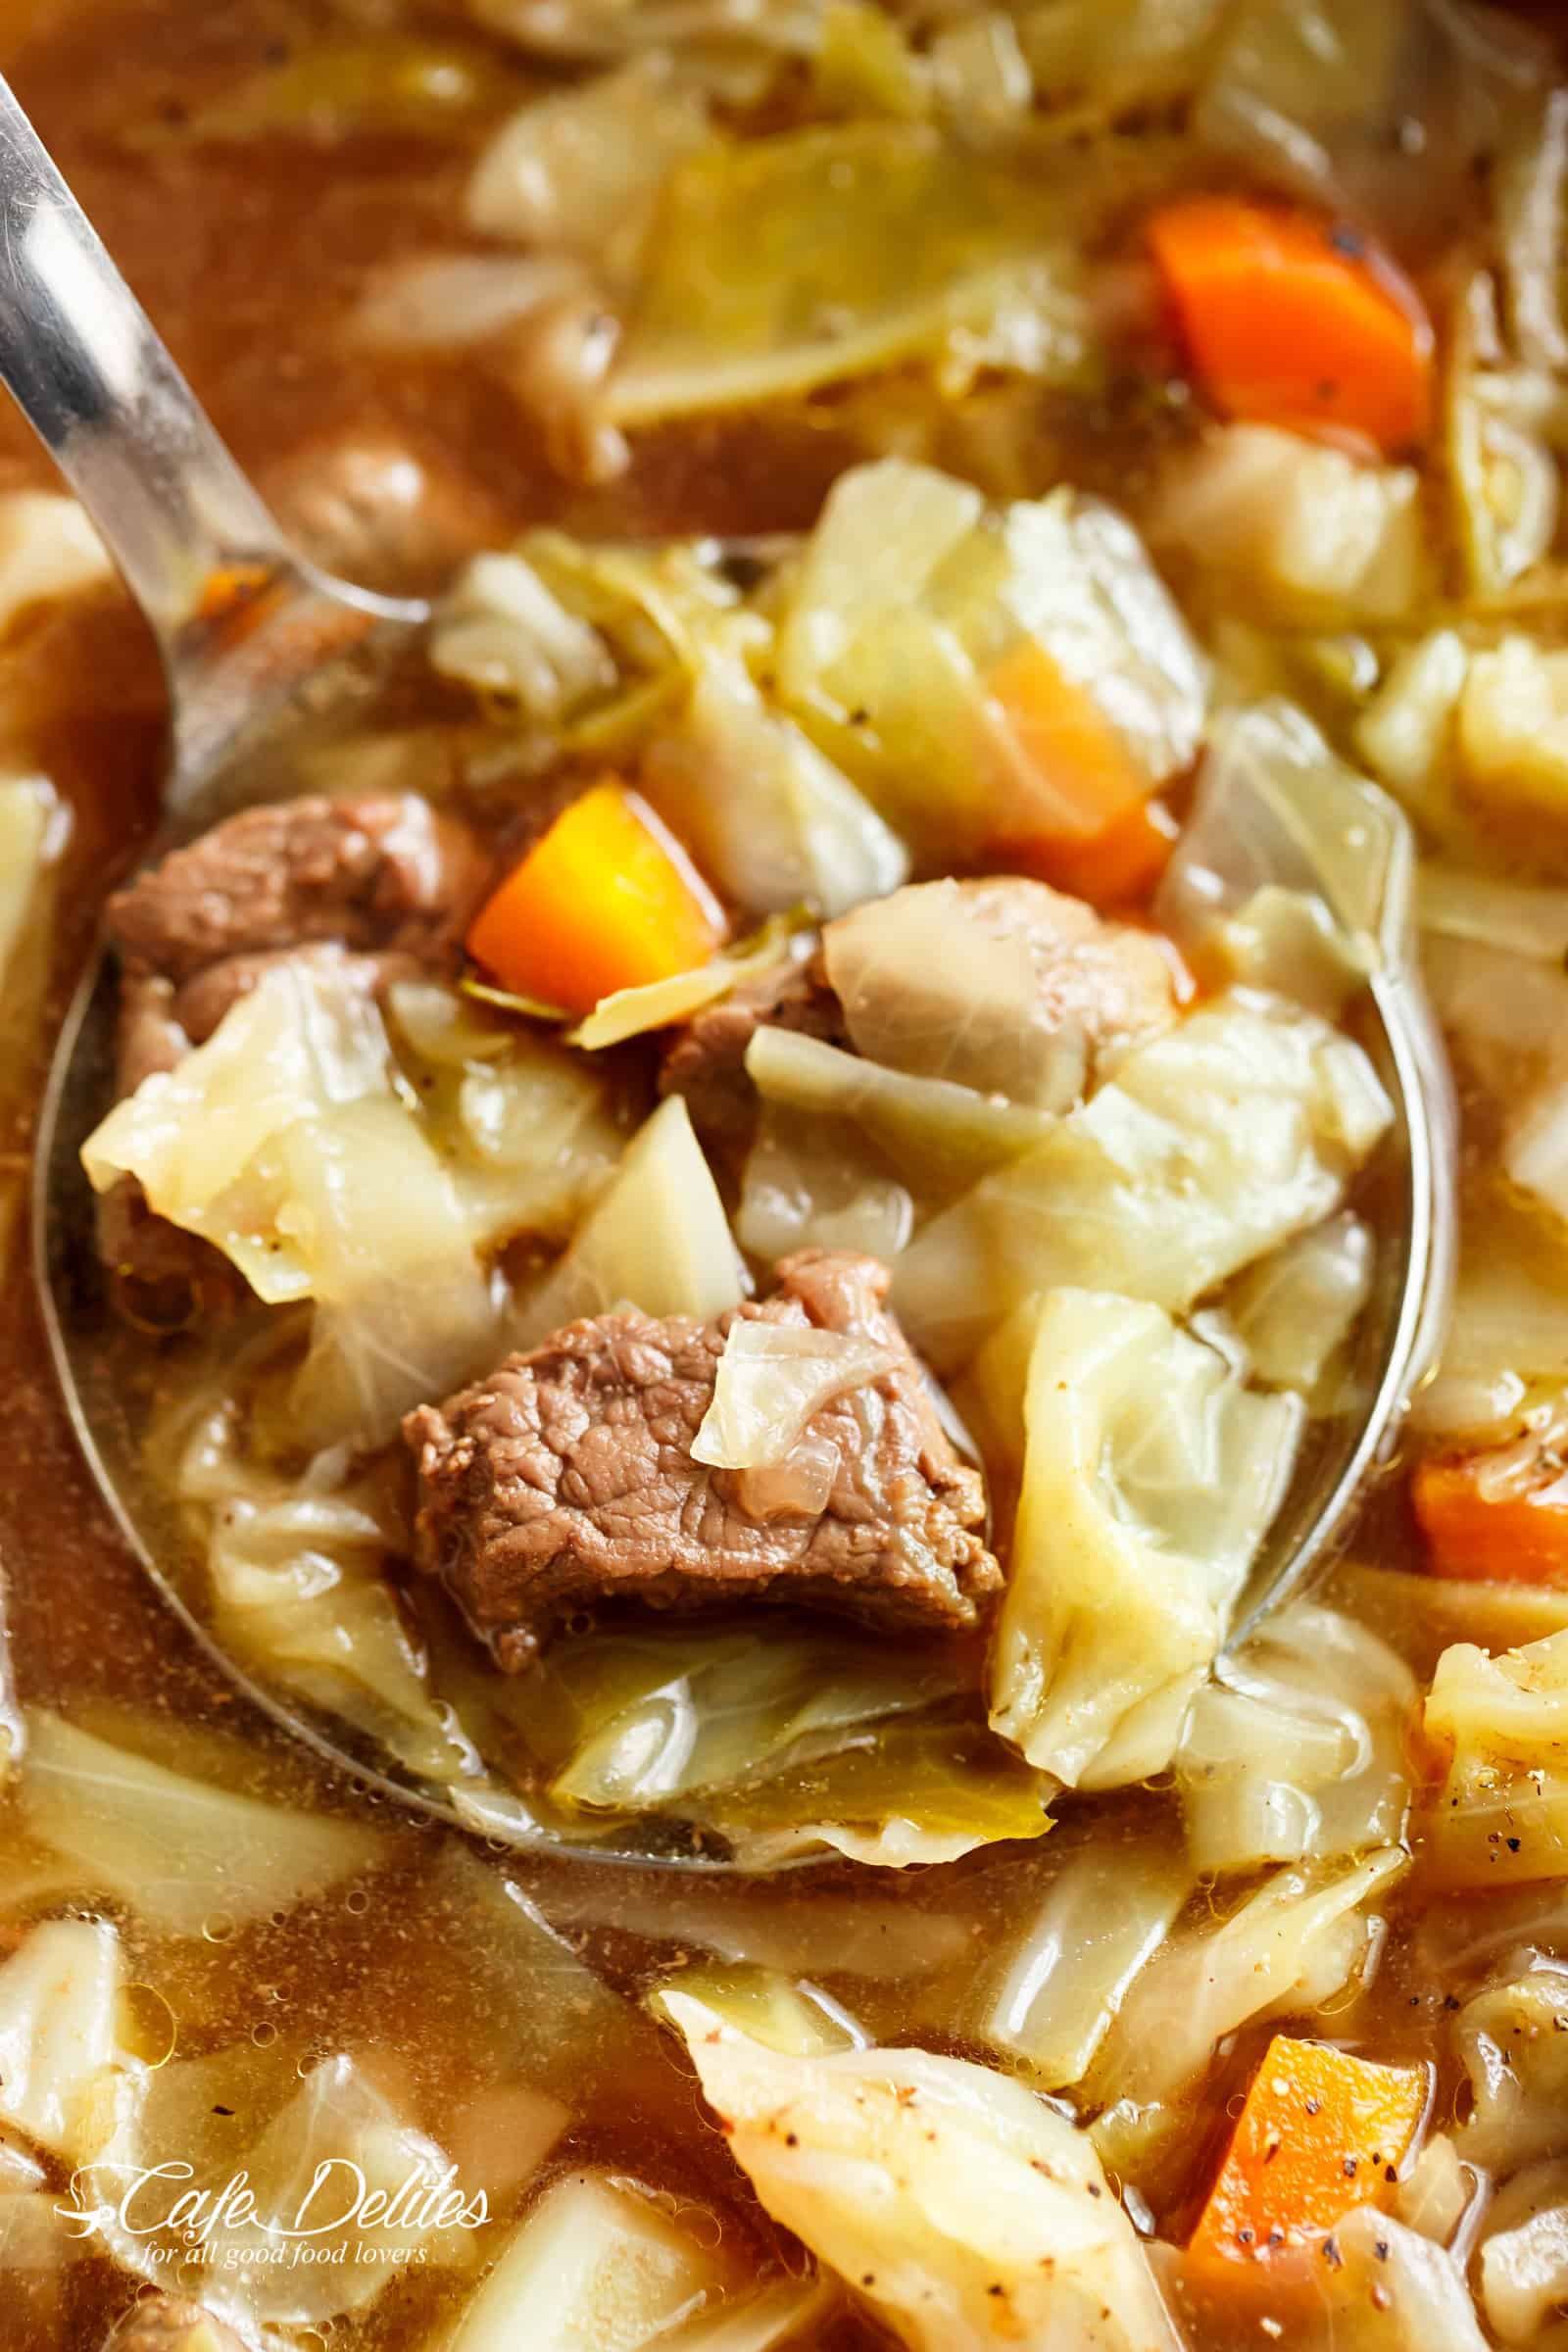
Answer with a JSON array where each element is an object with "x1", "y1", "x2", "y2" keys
[
  {"x1": 1149, "y1": 196, "x2": 1434, "y2": 454},
  {"x1": 1015, "y1": 797, "x2": 1180, "y2": 909},
  {"x1": 1188, "y1": 2035, "x2": 1428, "y2": 2272},
  {"x1": 1414, "y1": 1438, "x2": 1568, "y2": 1586},
  {"x1": 466, "y1": 780, "x2": 724, "y2": 1018}
]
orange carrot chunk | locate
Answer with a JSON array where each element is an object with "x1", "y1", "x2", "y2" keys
[
  {"x1": 1414, "y1": 1432, "x2": 1568, "y2": 1586},
  {"x1": 1188, "y1": 2035, "x2": 1429, "y2": 2273},
  {"x1": 1149, "y1": 196, "x2": 1434, "y2": 455},
  {"x1": 466, "y1": 780, "x2": 724, "y2": 1018},
  {"x1": 1018, "y1": 797, "x2": 1181, "y2": 910}
]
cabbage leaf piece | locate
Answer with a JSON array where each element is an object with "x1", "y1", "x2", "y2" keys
[
  {"x1": 895, "y1": 988, "x2": 1391, "y2": 1372},
  {"x1": 510, "y1": 1095, "x2": 746, "y2": 1348},
  {"x1": 0, "y1": 1921, "x2": 141, "y2": 2167},
  {"x1": 661, "y1": 1990, "x2": 1182, "y2": 2352},
  {"x1": 1422, "y1": 1627, "x2": 1568, "y2": 1886},
  {"x1": 988, "y1": 1288, "x2": 1302, "y2": 1788},
  {"x1": 80, "y1": 959, "x2": 499, "y2": 1444},
  {"x1": 607, "y1": 123, "x2": 1092, "y2": 424},
  {"x1": 1173, "y1": 1601, "x2": 1414, "y2": 1875},
  {"x1": 20, "y1": 1711, "x2": 384, "y2": 1937},
  {"x1": 445, "y1": 2166, "x2": 832, "y2": 2352},
  {"x1": 1086, "y1": 1847, "x2": 1407, "y2": 2126},
  {"x1": 1455, "y1": 1960, "x2": 1568, "y2": 2173},
  {"x1": 981, "y1": 1835, "x2": 1193, "y2": 2091}
]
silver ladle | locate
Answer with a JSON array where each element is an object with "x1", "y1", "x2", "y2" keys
[{"x1": 2, "y1": 75, "x2": 1455, "y2": 1860}]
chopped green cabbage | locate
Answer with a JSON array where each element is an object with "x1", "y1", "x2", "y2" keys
[
  {"x1": 1173, "y1": 1601, "x2": 1414, "y2": 1875},
  {"x1": 606, "y1": 124, "x2": 1094, "y2": 424},
  {"x1": 1356, "y1": 630, "x2": 1471, "y2": 830},
  {"x1": 1447, "y1": 273, "x2": 1560, "y2": 599},
  {"x1": 1478, "y1": 2156, "x2": 1568, "y2": 2347},
  {"x1": 662, "y1": 1990, "x2": 1183, "y2": 2352},
  {"x1": 1422, "y1": 1627, "x2": 1568, "y2": 1886},
  {"x1": 1020, "y1": 0, "x2": 1226, "y2": 122},
  {"x1": 1456, "y1": 1963, "x2": 1568, "y2": 2172},
  {"x1": 81, "y1": 960, "x2": 500, "y2": 1445},
  {"x1": 651, "y1": 1963, "x2": 864, "y2": 2055},
  {"x1": 642, "y1": 640, "x2": 909, "y2": 919},
  {"x1": 1225, "y1": 1210, "x2": 1374, "y2": 1394},
  {"x1": 1155, "y1": 424, "x2": 1428, "y2": 627},
  {"x1": 1087, "y1": 1847, "x2": 1407, "y2": 2123},
  {"x1": 512, "y1": 1096, "x2": 747, "y2": 1348},
  {"x1": 736, "y1": 1105, "x2": 914, "y2": 1266},
  {"x1": 746, "y1": 1024, "x2": 1054, "y2": 1199},
  {"x1": 895, "y1": 990, "x2": 1390, "y2": 1371},
  {"x1": 781, "y1": 468, "x2": 1205, "y2": 862},
  {"x1": 444, "y1": 2166, "x2": 826, "y2": 2352},
  {"x1": 137, "y1": 33, "x2": 520, "y2": 145},
  {"x1": 980, "y1": 1835, "x2": 1192, "y2": 2090},
  {"x1": 1415, "y1": 1191, "x2": 1568, "y2": 1438},
  {"x1": 0, "y1": 1921, "x2": 140, "y2": 2166},
  {"x1": 466, "y1": 58, "x2": 709, "y2": 274},
  {"x1": 693, "y1": 1321, "x2": 896, "y2": 1470},
  {"x1": 430, "y1": 550, "x2": 616, "y2": 717},
  {"x1": 988, "y1": 1287, "x2": 1302, "y2": 1788},
  {"x1": 20, "y1": 1711, "x2": 384, "y2": 1937}
]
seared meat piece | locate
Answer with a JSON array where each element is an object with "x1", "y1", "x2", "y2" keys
[
  {"x1": 101, "y1": 2295, "x2": 247, "y2": 2352},
  {"x1": 100, "y1": 793, "x2": 491, "y2": 1312},
  {"x1": 659, "y1": 947, "x2": 847, "y2": 1161},
  {"x1": 107, "y1": 792, "x2": 489, "y2": 985},
  {"x1": 404, "y1": 1249, "x2": 999, "y2": 1670},
  {"x1": 659, "y1": 876, "x2": 1178, "y2": 1157}
]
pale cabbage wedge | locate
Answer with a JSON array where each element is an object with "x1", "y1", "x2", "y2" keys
[
  {"x1": 693, "y1": 1320, "x2": 897, "y2": 1471},
  {"x1": 988, "y1": 1288, "x2": 1302, "y2": 1788},
  {"x1": 777, "y1": 459, "x2": 983, "y2": 702},
  {"x1": 980, "y1": 1836, "x2": 1193, "y2": 2091},
  {"x1": 895, "y1": 989, "x2": 1391, "y2": 1373},
  {"x1": 1172, "y1": 1602, "x2": 1414, "y2": 1875},
  {"x1": 737, "y1": 1104, "x2": 914, "y2": 1267},
  {"x1": 95, "y1": 2050, "x2": 460, "y2": 2329},
  {"x1": 429, "y1": 549, "x2": 616, "y2": 717},
  {"x1": 662, "y1": 1990, "x2": 1182, "y2": 2352},
  {"x1": 80, "y1": 959, "x2": 499, "y2": 1446},
  {"x1": 1422, "y1": 1627, "x2": 1568, "y2": 1886},
  {"x1": 642, "y1": 640, "x2": 909, "y2": 919},
  {"x1": 650, "y1": 1963, "x2": 865, "y2": 2056},
  {"x1": 746, "y1": 1024, "x2": 1054, "y2": 1200},
  {"x1": 445, "y1": 2167, "x2": 832, "y2": 2352},
  {"x1": 511, "y1": 1095, "x2": 747, "y2": 1348},
  {"x1": 522, "y1": 1618, "x2": 1047, "y2": 1871},
  {"x1": 465, "y1": 57, "x2": 709, "y2": 271},
  {"x1": 1225, "y1": 1211, "x2": 1373, "y2": 1395},
  {"x1": 781, "y1": 471, "x2": 1205, "y2": 864},
  {"x1": 1478, "y1": 2158, "x2": 1568, "y2": 2348},
  {"x1": 606, "y1": 124, "x2": 1092, "y2": 424},
  {"x1": 0, "y1": 1920, "x2": 141, "y2": 2166},
  {"x1": 1086, "y1": 1847, "x2": 1407, "y2": 2123},
  {"x1": 1455, "y1": 1962, "x2": 1568, "y2": 2173},
  {"x1": 20, "y1": 1710, "x2": 384, "y2": 1937},
  {"x1": 174, "y1": 1393, "x2": 470, "y2": 1786},
  {"x1": 1255, "y1": 2208, "x2": 1491, "y2": 2352},
  {"x1": 1154, "y1": 423, "x2": 1428, "y2": 626}
]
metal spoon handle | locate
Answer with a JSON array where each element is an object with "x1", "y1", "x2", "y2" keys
[{"x1": 0, "y1": 74, "x2": 302, "y2": 652}]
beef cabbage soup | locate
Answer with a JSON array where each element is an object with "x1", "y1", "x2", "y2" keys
[{"x1": 10, "y1": 0, "x2": 1568, "y2": 2345}]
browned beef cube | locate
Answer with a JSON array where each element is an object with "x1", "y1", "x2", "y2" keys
[{"x1": 404, "y1": 1250, "x2": 999, "y2": 1670}]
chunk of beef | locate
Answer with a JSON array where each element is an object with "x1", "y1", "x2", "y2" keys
[
  {"x1": 660, "y1": 876, "x2": 1178, "y2": 1160},
  {"x1": 658, "y1": 946, "x2": 846, "y2": 1161},
  {"x1": 101, "y1": 2295, "x2": 247, "y2": 2352},
  {"x1": 107, "y1": 792, "x2": 490, "y2": 985},
  {"x1": 404, "y1": 1249, "x2": 999, "y2": 1670}
]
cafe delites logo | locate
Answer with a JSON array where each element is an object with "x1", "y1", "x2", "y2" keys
[{"x1": 59, "y1": 2153, "x2": 490, "y2": 2275}]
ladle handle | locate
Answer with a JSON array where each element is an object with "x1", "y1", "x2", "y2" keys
[{"x1": 0, "y1": 74, "x2": 305, "y2": 656}]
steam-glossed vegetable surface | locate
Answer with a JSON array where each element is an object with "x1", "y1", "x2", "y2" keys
[{"x1": 10, "y1": 0, "x2": 1568, "y2": 2346}]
